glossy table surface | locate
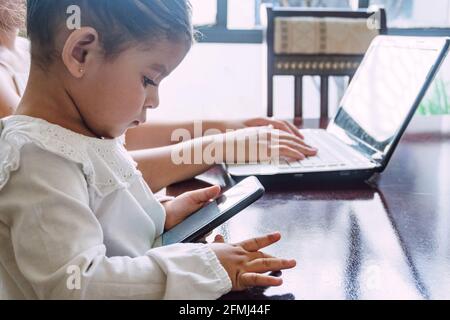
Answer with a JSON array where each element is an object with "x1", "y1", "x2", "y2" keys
[{"x1": 167, "y1": 116, "x2": 450, "y2": 300}]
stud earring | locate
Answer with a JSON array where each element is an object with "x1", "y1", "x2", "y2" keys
[{"x1": 79, "y1": 67, "x2": 85, "y2": 74}]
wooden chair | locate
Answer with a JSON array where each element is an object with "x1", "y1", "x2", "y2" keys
[{"x1": 266, "y1": 5, "x2": 387, "y2": 119}]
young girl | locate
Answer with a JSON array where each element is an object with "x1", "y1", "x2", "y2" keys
[
  {"x1": 0, "y1": 0, "x2": 29, "y2": 117},
  {"x1": 0, "y1": 0, "x2": 317, "y2": 193},
  {"x1": 0, "y1": 0, "x2": 296, "y2": 299}
]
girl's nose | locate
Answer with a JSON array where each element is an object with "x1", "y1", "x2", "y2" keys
[{"x1": 145, "y1": 91, "x2": 160, "y2": 110}]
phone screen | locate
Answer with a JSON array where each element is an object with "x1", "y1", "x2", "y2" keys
[
  {"x1": 216, "y1": 183, "x2": 251, "y2": 212},
  {"x1": 161, "y1": 176, "x2": 264, "y2": 245}
]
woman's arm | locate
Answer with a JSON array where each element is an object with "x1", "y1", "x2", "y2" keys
[
  {"x1": 0, "y1": 69, "x2": 20, "y2": 118},
  {"x1": 126, "y1": 120, "x2": 231, "y2": 150},
  {"x1": 125, "y1": 118, "x2": 304, "y2": 151},
  {"x1": 132, "y1": 128, "x2": 317, "y2": 192}
]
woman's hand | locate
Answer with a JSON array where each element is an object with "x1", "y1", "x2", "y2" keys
[
  {"x1": 209, "y1": 232, "x2": 296, "y2": 291},
  {"x1": 162, "y1": 185, "x2": 221, "y2": 231},
  {"x1": 243, "y1": 117, "x2": 304, "y2": 139},
  {"x1": 220, "y1": 126, "x2": 317, "y2": 163}
]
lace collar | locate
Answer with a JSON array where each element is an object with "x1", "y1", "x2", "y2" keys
[{"x1": 0, "y1": 115, "x2": 141, "y2": 197}]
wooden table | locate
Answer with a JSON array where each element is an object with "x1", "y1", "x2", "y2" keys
[{"x1": 168, "y1": 116, "x2": 450, "y2": 300}]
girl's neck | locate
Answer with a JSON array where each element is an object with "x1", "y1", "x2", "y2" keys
[
  {"x1": 16, "y1": 65, "x2": 101, "y2": 139},
  {"x1": 0, "y1": 28, "x2": 18, "y2": 50}
]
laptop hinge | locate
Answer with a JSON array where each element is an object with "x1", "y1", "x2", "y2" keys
[{"x1": 328, "y1": 122, "x2": 384, "y2": 167}]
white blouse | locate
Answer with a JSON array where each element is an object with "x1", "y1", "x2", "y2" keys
[{"x1": 0, "y1": 115, "x2": 231, "y2": 300}]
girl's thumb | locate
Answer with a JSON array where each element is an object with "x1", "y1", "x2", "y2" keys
[{"x1": 191, "y1": 185, "x2": 221, "y2": 203}]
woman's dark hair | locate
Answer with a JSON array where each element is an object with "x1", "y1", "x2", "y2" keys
[{"x1": 26, "y1": 0, "x2": 194, "y2": 66}]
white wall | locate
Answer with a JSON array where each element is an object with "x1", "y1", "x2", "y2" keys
[{"x1": 148, "y1": 43, "x2": 344, "y2": 122}]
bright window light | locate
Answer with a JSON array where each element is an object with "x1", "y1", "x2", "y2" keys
[{"x1": 191, "y1": 0, "x2": 217, "y2": 26}]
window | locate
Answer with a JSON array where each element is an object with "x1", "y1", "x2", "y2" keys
[
  {"x1": 262, "y1": 0, "x2": 352, "y2": 8},
  {"x1": 370, "y1": 0, "x2": 450, "y2": 28},
  {"x1": 193, "y1": 0, "x2": 450, "y2": 42},
  {"x1": 417, "y1": 60, "x2": 450, "y2": 115},
  {"x1": 193, "y1": 0, "x2": 265, "y2": 43},
  {"x1": 228, "y1": 0, "x2": 258, "y2": 30},
  {"x1": 163, "y1": 0, "x2": 450, "y2": 120},
  {"x1": 191, "y1": 0, "x2": 217, "y2": 26},
  {"x1": 194, "y1": 0, "x2": 369, "y2": 43},
  {"x1": 368, "y1": 0, "x2": 450, "y2": 115},
  {"x1": 367, "y1": 0, "x2": 450, "y2": 37}
]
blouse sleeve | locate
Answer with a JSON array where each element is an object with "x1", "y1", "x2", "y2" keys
[{"x1": 0, "y1": 144, "x2": 231, "y2": 300}]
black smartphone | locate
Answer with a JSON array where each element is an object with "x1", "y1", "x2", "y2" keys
[{"x1": 161, "y1": 176, "x2": 265, "y2": 246}]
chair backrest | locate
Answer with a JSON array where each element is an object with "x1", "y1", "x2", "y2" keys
[{"x1": 266, "y1": 5, "x2": 387, "y2": 119}]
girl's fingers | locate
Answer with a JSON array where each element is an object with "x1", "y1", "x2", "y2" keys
[
  {"x1": 248, "y1": 251, "x2": 274, "y2": 260},
  {"x1": 239, "y1": 273, "x2": 283, "y2": 288},
  {"x1": 246, "y1": 258, "x2": 297, "y2": 273},
  {"x1": 237, "y1": 232, "x2": 281, "y2": 252}
]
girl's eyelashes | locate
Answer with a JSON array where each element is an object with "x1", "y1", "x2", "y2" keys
[{"x1": 142, "y1": 76, "x2": 157, "y2": 88}]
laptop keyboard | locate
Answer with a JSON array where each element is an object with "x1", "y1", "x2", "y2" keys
[{"x1": 276, "y1": 130, "x2": 371, "y2": 170}]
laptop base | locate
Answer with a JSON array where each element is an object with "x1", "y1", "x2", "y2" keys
[{"x1": 231, "y1": 169, "x2": 378, "y2": 188}]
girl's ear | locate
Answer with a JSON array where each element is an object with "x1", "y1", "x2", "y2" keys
[{"x1": 61, "y1": 27, "x2": 100, "y2": 78}]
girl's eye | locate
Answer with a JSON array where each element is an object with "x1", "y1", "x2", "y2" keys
[{"x1": 143, "y1": 76, "x2": 157, "y2": 88}]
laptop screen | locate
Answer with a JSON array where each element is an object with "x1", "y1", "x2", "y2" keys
[{"x1": 329, "y1": 36, "x2": 448, "y2": 163}]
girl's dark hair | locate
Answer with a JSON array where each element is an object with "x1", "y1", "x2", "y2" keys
[{"x1": 26, "y1": 0, "x2": 194, "y2": 66}]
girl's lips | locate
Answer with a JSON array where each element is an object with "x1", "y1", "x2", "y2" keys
[{"x1": 140, "y1": 115, "x2": 147, "y2": 124}]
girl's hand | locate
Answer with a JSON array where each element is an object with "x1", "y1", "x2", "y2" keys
[
  {"x1": 243, "y1": 117, "x2": 304, "y2": 139},
  {"x1": 209, "y1": 232, "x2": 296, "y2": 291},
  {"x1": 163, "y1": 185, "x2": 221, "y2": 231}
]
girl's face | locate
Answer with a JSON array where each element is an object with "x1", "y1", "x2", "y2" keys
[{"x1": 67, "y1": 38, "x2": 190, "y2": 139}]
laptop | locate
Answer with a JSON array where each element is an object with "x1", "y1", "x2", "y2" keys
[{"x1": 227, "y1": 36, "x2": 450, "y2": 182}]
